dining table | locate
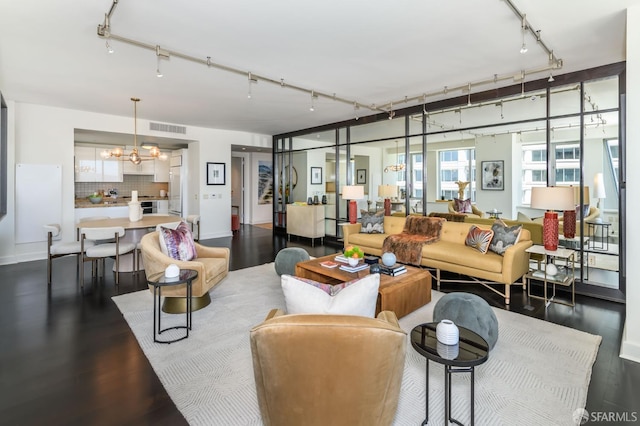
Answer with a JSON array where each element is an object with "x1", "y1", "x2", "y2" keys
[{"x1": 77, "y1": 214, "x2": 182, "y2": 272}]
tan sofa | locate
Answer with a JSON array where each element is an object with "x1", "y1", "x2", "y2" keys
[{"x1": 342, "y1": 216, "x2": 533, "y2": 304}]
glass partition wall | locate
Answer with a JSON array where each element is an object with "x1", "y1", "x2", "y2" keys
[{"x1": 273, "y1": 63, "x2": 625, "y2": 301}]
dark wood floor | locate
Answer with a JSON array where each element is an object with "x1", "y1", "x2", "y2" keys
[{"x1": 0, "y1": 225, "x2": 638, "y2": 425}]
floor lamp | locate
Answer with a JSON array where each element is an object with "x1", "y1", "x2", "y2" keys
[
  {"x1": 593, "y1": 172, "x2": 607, "y2": 223},
  {"x1": 378, "y1": 184, "x2": 398, "y2": 216},
  {"x1": 342, "y1": 185, "x2": 364, "y2": 224},
  {"x1": 530, "y1": 186, "x2": 575, "y2": 251}
]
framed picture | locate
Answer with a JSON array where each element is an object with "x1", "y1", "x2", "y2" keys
[
  {"x1": 481, "y1": 160, "x2": 504, "y2": 190},
  {"x1": 207, "y1": 162, "x2": 226, "y2": 185},
  {"x1": 310, "y1": 167, "x2": 322, "y2": 185},
  {"x1": 356, "y1": 169, "x2": 367, "y2": 184}
]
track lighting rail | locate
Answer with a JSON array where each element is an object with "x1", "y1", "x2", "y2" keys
[{"x1": 96, "y1": 0, "x2": 563, "y2": 118}]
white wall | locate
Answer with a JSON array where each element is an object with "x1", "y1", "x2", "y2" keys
[
  {"x1": 0, "y1": 101, "x2": 271, "y2": 263},
  {"x1": 621, "y1": 5, "x2": 640, "y2": 363}
]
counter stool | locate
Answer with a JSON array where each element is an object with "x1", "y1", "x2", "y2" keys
[{"x1": 186, "y1": 215, "x2": 200, "y2": 241}]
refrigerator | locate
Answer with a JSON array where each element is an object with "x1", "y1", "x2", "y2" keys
[{"x1": 169, "y1": 154, "x2": 183, "y2": 216}]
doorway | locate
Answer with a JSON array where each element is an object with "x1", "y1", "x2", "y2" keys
[{"x1": 231, "y1": 156, "x2": 244, "y2": 224}]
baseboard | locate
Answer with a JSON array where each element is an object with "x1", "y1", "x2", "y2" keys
[
  {"x1": 200, "y1": 231, "x2": 233, "y2": 240},
  {"x1": 620, "y1": 321, "x2": 640, "y2": 364}
]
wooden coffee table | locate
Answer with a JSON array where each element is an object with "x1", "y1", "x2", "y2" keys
[{"x1": 295, "y1": 254, "x2": 432, "y2": 318}]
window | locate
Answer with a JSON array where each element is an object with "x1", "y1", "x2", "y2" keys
[
  {"x1": 439, "y1": 148, "x2": 475, "y2": 201},
  {"x1": 556, "y1": 168, "x2": 580, "y2": 183},
  {"x1": 531, "y1": 149, "x2": 546, "y2": 162},
  {"x1": 556, "y1": 146, "x2": 580, "y2": 160},
  {"x1": 532, "y1": 170, "x2": 546, "y2": 182}
]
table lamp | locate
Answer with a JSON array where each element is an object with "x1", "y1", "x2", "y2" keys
[
  {"x1": 530, "y1": 186, "x2": 575, "y2": 250},
  {"x1": 378, "y1": 184, "x2": 398, "y2": 216},
  {"x1": 593, "y1": 172, "x2": 606, "y2": 223},
  {"x1": 342, "y1": 185, "x2": 364, "y2": 224}
]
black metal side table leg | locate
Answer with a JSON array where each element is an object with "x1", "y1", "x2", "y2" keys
[{"x1": 422, "y1": 359, "x2": 429, "y2": 425}]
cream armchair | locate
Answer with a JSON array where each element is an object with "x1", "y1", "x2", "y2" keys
[
  {"x1": 448, "y1": 200, "x2": 484, "y2": 218},
  {"x1": 250, "y1": 309, "x2": 407, "y2": 426},
  {"x1": 140, "y1": 231, "x2": 229, "y2": 312}
]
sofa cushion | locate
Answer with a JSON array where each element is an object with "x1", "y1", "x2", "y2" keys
[
  {"x1": 158, "y1": 221, "x2": 197, "y2": 261},
  {"x1": 281, "y1": 274, "x2": 380, "y2": 317},
  {"x1": 422, "y1": 241, "x2": 504, "y2": 273},
  {"x1": 383, "y1": 216, "x2": 407, "y2": 235},
  {"x1": 453, "y1": 198, "x2": 473, "y2": 213},
  {"x1": 348, "y1": 232, "x2": 388, "y2": 250},
  {"x1": 360, "y1": 210, "x2": 385, "y2": 234},
  {"x1": 465, "y1": 225, "x2": 494, "y2": 254},
  {"x1": 489, "y1": 220, "x2": 523, "y2": 256}
]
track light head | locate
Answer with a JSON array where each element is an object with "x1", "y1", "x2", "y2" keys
[
  {"x1": 548, "y1": 73, "x2": 555, "y2": 82},
  {"x1": 105, "y1": 40, "x2": 114, "y2": 54},
  {"x1": 520, "y1": 43, "x2": 528, "y2": 54}
]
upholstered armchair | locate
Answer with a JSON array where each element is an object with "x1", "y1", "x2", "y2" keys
[
  {"x1": 140, "y1": 231, "x2": 229, "y2": 312},
  {"x1": 250, "y1": 309, "x2": 407, "y2": 426},
  {"x1": 448, "y1": 200, "x2": 484, "y2": 218}
]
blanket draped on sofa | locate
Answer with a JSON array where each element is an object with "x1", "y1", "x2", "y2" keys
[{"x1": 382, "y1": 216, "x2": 444, "y2": 265}]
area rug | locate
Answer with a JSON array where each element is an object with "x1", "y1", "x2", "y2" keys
[{"x1": 113, "y1": 263, "x2": 601, "y2": 426}]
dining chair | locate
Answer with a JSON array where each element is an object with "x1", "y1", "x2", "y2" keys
[
  {"x1": 44, "y1": 224, "x2": 94, "y2": 286},
  {"x1": 79, "y1": 226, "x2": 136, "y2": 287}
]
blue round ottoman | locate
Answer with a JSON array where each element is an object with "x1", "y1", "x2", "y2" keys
[
  {"x1": 274, "y1": 247, "x2": 311, "y2": 276},
  {"x1": 433, "y1": 292, "x2": 499, "y2": 350}
]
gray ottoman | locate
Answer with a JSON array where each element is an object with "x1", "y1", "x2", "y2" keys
[
  {"x1": 433, "y1": 292, "x2": 499, "y2": 350},
  {"x1": 274, "y1": 247, "x2": 310, "y2": 276}
]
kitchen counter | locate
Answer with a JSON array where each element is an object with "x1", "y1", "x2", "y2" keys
[{"x1": 75, "y1": 196, "x2": 168, "y2": 208}]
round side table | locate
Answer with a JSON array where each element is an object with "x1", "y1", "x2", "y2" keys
[
  {"x1": 149, "y1": 269, "x2": 198, "y2": 344},
  {"x1": 411, "y1": 322, "x2": 489, "y2": 426}
]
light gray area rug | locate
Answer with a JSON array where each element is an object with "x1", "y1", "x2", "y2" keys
[{"x1": 113, "y1": 263, "x2": 601, "y2": 426}]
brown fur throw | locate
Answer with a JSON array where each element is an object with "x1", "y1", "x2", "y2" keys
[{"x1": 382, "y1": 216, "x2": 444, "y2": 265}]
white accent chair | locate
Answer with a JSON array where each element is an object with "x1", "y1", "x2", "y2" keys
[
  {"x1": 79, "y1": 226, "x2": 136, "y2": 287},
  {"x1": 44, "y1": 224, "x2": 94, "y2": 286}
]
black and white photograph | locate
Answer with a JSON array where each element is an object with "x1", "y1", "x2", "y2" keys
[
  {"x1": 207, "y1": 162, "x2": 226, "y2": 185},
  {"x1": 311, "y1": 167, "x2": 322, "y2": 185},
  {"x1": 356, "y1": 169, "x2": 367, "y2": 184},
  {"x1": 481, "y1": 160, "x2": 503, "y2": 190}
]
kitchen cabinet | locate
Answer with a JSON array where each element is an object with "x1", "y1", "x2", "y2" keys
[
  {"x1": 122, "y1": 146, "x2": 155, "y2": 175},
  {"x1": 74, "y1": 146, "x2": 123, "y2": 182},
  {"x1": 75, "y1": 206, "x2": 129, "y2": 222},
  {"x1": 154, "y1": 158, "x2": 170, "y2": 182}
]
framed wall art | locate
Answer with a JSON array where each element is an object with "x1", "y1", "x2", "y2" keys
[
  {"x1": 310, "y1": 167, "x2": 322, "y2": 185},
  {"x1": 356, "y1": 169, "x2": 367, "y2": 184},
  {"x1": 481, "y1": 160, "x2": 504, "y2": 190},
  {"x1": 207, "y1": 162, "x2": 226, "y2": 185}
]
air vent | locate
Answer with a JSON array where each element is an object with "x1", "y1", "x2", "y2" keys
[{"x1": 150, "y1": 122, "x2": 187, "y2": 134}]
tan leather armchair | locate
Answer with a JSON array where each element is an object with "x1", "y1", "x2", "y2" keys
[
  {"x1": 448, "y1": 200, "x2": 484, "y2": 218},
  {"x1": 140, "y1": 231, "x2": 229, "y2": 312},
  {"x1": 250, "y1": 309, "x2": 407, "y2": 426}
]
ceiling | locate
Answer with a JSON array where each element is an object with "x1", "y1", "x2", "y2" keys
[{"x1": 0, "y1": 0, "x2": 637, "y2": 141}]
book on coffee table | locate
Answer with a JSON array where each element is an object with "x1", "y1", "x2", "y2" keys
[
  {"x1": 319, "y1": 260, "x2": 338, "y2": 268},
  {"x1": 339, "y1": 263, "x2": 369, "y2": 273}
]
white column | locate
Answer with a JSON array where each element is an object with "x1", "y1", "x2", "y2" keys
[{"x1": 621, "y1": 4, "x2": 640, "y2": 363}]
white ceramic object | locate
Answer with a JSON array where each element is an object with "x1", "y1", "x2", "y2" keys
[
  {"x1": 546, "y1": 263, "x2": 558, "y2": 276},
  {"x1": 165, "y1": 264, "x2": 180, "y2": 278},
  {"x1": 128, "y1": 201, "x2": 143, "y2": 222},
  {"x1": 160, "y1": 189, "x2": 167, "y2": 197},
  {"x1": 436, "y1": 341, "x2": 460, "y2": 360},
  {"x1": 381, "y1": 252, "x2": 396, "y2": 267},
  {"x1": 348, "y1": 257, "x2": 359, "y2": 267},
  {"x1": 436, "y1": 319, "x2": 459, "y2": 345}
]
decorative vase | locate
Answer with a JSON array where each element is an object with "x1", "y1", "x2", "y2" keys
[
  {"x1": 348, "y1": 257, "x2": 359, "y2": 267},
  {"x1": 381, "y1": 252, "x2": 396, "y2": 267},
  {"x1": 563, "y1": 209, "x2": 576, "y2": 239},
  {"x1": 321, "y1": 195, "x2": 327, "y2": 204},
  {"x1": 436, "y1": 319, "x2": 459, "y2": 345},
  {"x1": 436, "y1": 341, "x2": 460, "y2": 360},
  {"x1": 307, "y1": 197, "x2": 313, "y2": 205},
  {"x1": 546, "y1": 263, "x2": 558, "y2": 276},
  {"x1": 543, "y1": 211, "x2": 559, "y2": 251}
]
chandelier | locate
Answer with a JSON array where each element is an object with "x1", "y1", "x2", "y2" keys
[
  {"x1": 384, "y1": 140, "x2": 406, "y2": 173},
  {"x1": 100, "y1": 97, "x2": 168, "y2": 164}
]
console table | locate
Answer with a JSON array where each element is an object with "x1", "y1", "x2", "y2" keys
[{"x1": 286, "y1": 204, "x2": 325, "y2": 247}]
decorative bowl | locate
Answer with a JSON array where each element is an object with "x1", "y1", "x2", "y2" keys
[
  {"x1": 348, "y1": 257, "x2": 359, "y2": 267},
  {"x1": 88, "y1": 196, "x2": 103, "y2": 204}
]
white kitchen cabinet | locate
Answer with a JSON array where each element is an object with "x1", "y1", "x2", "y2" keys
[
  {"x1": 122, "y1": 146, "x2": 156, "y2": 175},
  {"x1": 156, "y1": 200, "x2": 169, "y2": 214},
  {"x1": 154, "y1": 158, "x2": 170, "y2": 182},
  {"x1": 74, "y1": 146, "x2": 101, "y2": 182},
  {"x1": 102, "y1": 156, "x2": 123, "y2": 182},
  {"x1": 75, "y1": 206, "x2": 129, "y2": 222},
  {"x1": 286, "y1": 204, "x2": 325, "y2": 246}
]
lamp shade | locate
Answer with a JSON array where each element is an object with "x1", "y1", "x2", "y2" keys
[
  {"x1": 341, "y1": 185, "x2": 364, "y2": 200},
  {"x1": 378, "y1": 184, "x2": 397, "y2": 198},
  {"x1": 573, "y1": 186, "x2": 590, "y2": 206},
  {"x1": 530, "y1": 187, "x2": 575, "y2": 211},
  {"x1": 593, "y1": 173, "x2": 606, "y2": 199}
]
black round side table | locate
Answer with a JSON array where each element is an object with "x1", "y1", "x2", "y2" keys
[
  {"x1": 149, "y1": 269, "x2": 198, "y2": 344},
  {"x1": 411, "y1": 322, "x2": 489, "y2": 426}
]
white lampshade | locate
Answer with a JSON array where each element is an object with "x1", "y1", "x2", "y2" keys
[
  {"x1": 530, "y1": 186, "x2": 575, "y2": 211},
  {"x1": 341, "y1": 185, "x2": 364, "y2": 200},
  {"x1": 593, "y1": 173, "x2": 606, "y2": 199},
  {"x1": 378, "y1": 184, "x2": 397, "y2": 198}
]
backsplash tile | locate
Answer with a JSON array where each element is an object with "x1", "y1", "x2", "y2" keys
[{"x1": 76, "y1": 175, "x2": 168, "y2": 198}]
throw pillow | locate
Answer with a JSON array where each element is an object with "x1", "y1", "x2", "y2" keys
[
  {"x1": 516, "y1": 212, "x2": 533, "y2": 222},
  {"x1": 454, "y1": 198, "x2": 473, "y2": 213},
  {"x1": 158, "y1": 221, "x2": 197, "y2": 261},
  {"x1": 359, "y1": 210, "x2": 385, "y2": 234},
  {"x1": 489, "y1": 220, "x2": 523, "y2": 255},
  {"x1": 576, "y1": 204, "x2": 590, "y2": 217},
  {"x1": 281, "y1": 274, "x2": 380, "y2": 317},
  {"x1": 464, "y1": 225, "x2": 494, "y2": 254}
]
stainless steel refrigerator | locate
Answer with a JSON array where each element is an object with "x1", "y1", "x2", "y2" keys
[{"x1": 169, "y1": 154, "x2": 183, "y2": 216}]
